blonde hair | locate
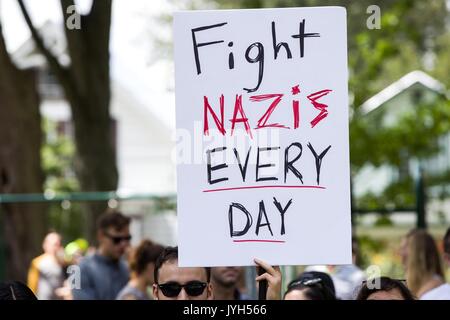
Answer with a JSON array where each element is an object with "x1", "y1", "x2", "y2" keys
[{"x1": 405, "y1": 229, "x2": 444, "y2": 295}]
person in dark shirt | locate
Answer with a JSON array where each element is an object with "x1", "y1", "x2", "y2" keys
[
  {"x1": 72, "y1": 210, "x2": 131, "y2": 300},
  {"x1": 210, "y1": 267, "x2": 251, "y2": 300}
]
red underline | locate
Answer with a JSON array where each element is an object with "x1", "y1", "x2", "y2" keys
[
  {"x1": 233, "y1": 240, "x2": 286, "y2": 243},
  {"x1": 203, "y1": 185, "x2": 325, "y2": 193}
]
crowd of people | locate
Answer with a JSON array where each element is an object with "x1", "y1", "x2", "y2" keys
[{"x1": 1, "y1": 210, "x2": 450, "y2": 301}]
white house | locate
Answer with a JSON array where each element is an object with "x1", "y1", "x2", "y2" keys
[
  {"x1": 12, "y1": 21, "x2": 178, "y2": 246},
  {"x1": 353, "y1": 70, "x2": 450, "y2": 224}
]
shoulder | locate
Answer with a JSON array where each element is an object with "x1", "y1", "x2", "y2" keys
[
  {"x1": 116, "y1": 285, "x2": 133, "y2": 300},
  {"x1": 116, "y1": 285, "x2": 147, "y2": 300},
  {"x1": 31, "y1": 254, "x2": 46, "y2": 267},
  {"x1": 421, "y1": 283, "x2": 450, "y2": 300},
  {"x1": 119, "y1": 259, "x2": 130, "y2": 273},
  {"x1": 77, "y1": 254, "x2": 98, "y2": 272},
  {"x1": 349, "y1": 266, "x2": 366, "y2": 282}
]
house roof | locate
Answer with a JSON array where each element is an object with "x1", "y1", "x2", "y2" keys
[
  {"x1": 360, "y1": 70, "x2": 446, "y2": 114},
  {"x1": 11, "y1": 20, "x2": 69, "y2": 69},
  {"x1": 12, "y1": 20, "x2": 175, "y2": 131}
]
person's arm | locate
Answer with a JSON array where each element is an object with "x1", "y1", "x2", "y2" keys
[
  {"x1": 254, "y1": 258, "x2": 282, "y2": 300},
  {"x1": 27, "y1": 257, "x2": 40, "y2": 295}
]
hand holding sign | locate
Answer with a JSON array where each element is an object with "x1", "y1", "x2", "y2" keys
[{"x1": 254, "y1": 258, "x2": 282, "y2": 300}]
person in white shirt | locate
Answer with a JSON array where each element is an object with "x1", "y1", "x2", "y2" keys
[
  {"x1": 400, "y1": 229, "x2": 450, "y2": 300},
  {"x1": 305, "y1": 237, "x2": 366, "y2": 300},
  {"x1": 421, "y1": 227, "x2": 450, "y2": 300},
  {"x1": 444, "y1": 227, "x2": 450, "y2": 269}
]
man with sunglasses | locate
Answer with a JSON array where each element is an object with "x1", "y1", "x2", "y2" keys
[
  {"x1": 152, "y1": 247, "x2": 282, "y2": 300},
  {"x1": 152, "y1": 246, "x2": 213, "y2": 300},
  {"x1": 72, "y1": 210, "x2": 131, "y2": 300}
]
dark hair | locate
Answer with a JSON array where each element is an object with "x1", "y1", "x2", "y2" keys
[
  {"x1": 444, "y1": 227, "x2": 450, "y2": 255},
  {"x1": 96, "y1": 210, "x2": 130, "y2": 232},
  {"x1": 284, "y1": 271, "x2": 336, "y2": 300},
  {"x1": 153, "y1": 246, "x2": 211, "y2": 284},
  {"x1": 129, "y1": 240, "x2": 164, "y2": 275},
  {"x1": 0, "y1": 281, "x2": 38, "y2": 300},
  {"x1": 356, "y1": 277, "x2": 415, "y2": 300},
  {"x1": 296, "y1": 271, "x2": 335, "y2": 294}
]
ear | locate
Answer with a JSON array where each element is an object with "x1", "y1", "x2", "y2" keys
[
  {"x1": 152, "y1": 283, "x2": 159, "y2": 300},
  {"x1": 207, "y1": 283, "x2": 214, "y2": 300},
  {"x1": 147, "y1": 264, "x2": 156, "y2": 282}
]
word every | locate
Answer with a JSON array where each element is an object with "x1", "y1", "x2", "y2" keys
[
  {"x1": 204, "y1": 85, "x2": 333, "y2": 138},
  {"x1": 207, "y1": 142, "x2": 331, "y2": 186}
]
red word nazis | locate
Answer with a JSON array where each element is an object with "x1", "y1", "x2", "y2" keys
[{"x1": 203, "y1": 85, "x2": 332, "y2": 138}]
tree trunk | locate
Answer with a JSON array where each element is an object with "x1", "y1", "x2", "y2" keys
[
  {"x1": 61, "y1": 0, "x2": 118, "y2": 243},
  {"x1": 0, "y1": 23, "x2": 47, "y2": 281},
  {"x1": 17, "y1": 0, "x2": 118, "y2": 244}
]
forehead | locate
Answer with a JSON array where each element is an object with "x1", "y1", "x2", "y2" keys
[
  {"x1": 367, "y1": 288, "x2": 404, "y2": 300},
  {"x1": 104, "y1": 226, "x2": 129, "y2": 234},
  {"x1": 284, "y1": 289, "x2": 309, "y2": 300},
  {"x1": 158, "y1": 260, "x2": 208, "y2": 284},
  {"x1": 45, "y1": 234, "x2": 61, "y2": 243}
]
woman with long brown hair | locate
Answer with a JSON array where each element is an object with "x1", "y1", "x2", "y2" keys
[
  {"x1": 116, "y1": 239, "x2": 164, "y2": 300},
  {"x1": 400, "y1": 229, "x2": 450, "y2": 299}
]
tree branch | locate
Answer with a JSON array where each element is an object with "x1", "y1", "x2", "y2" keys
[
  {"x1": 17, "y1": 0, "x2": 67, "y2": 77},
  {"x1": 89, "y1": 0, "x2": 113, "y2": 21},
  {"x1": 86, "y1": 0, "x2": 112, "y2": 53},
  {"x1": 60, "y1": 0, "x2": 87, "y2": 92},
  {"x1": 17, "y1": 0, "x2": 79, "y2": 105},
  {"x1": 61, "y1": 0, "x2": 76, "y2": 12},
  {"x1": 0, "y1": 18, "x2": 12, "y2": 67}
]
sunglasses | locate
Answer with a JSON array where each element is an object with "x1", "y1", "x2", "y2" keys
[
  {"x1": 104, "y1": 233, "x2": 132, "y2": 245},
  {"x1": 158, "y1": 281, "x2": 207, "y2": 298}
]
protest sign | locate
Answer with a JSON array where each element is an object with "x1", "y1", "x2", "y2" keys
[{"x1": 174, "y1": 7, "x2": 351, "y2": 266}]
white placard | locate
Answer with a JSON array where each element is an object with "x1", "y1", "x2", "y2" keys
[{"x1": 174, "y1": 7, "x2": 351, "y2": 266}]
